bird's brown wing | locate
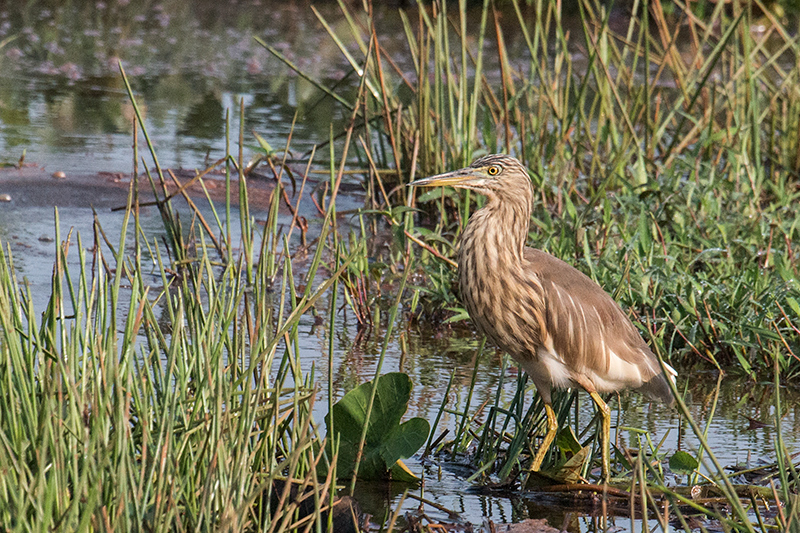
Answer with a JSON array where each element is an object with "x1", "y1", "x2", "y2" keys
[{"x1": 523, "y1": 248, "x2": 673, "y2": 401}]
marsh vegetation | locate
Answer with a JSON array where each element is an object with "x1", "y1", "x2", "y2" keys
[{"x1": 0, "y1": 0, "x2": 799, "y2": 531}]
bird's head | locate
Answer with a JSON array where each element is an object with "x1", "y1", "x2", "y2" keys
[{"x1": 410, "y1": 154, "x2": 533, "y2": 202}]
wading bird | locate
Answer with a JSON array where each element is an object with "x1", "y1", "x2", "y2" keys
[{"x1": 411, "y1": 154, "x2": 676, "y2": 482}]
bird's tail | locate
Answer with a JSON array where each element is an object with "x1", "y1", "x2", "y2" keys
[{"x1": 637, "y1": 362, "x2": 677, "y2": 406}]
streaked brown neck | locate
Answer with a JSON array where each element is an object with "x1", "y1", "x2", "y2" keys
[
  {"x1": 455, "y1": 178, "x2": 537, "y2": 353},
  {"x1": 459, "y1": 182, "x2": 534, "y2": 269}
]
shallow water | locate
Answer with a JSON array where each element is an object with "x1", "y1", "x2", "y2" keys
[
  {"x1": 1, "y1": 1, "x2": 798, "y2": 530},
  {"x1": 0, "y1": 1, "x2": 355, "y2": 172}
]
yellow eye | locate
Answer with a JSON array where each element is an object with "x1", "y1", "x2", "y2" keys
[{"x1": 487, "y1": 166, "x2": 500, "y2": 176}]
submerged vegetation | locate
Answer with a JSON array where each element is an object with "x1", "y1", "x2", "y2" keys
[{"x1": 1, "y1": 0, "x2": 799, "y2": 531}]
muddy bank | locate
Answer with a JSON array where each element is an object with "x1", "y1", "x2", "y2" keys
[{"x1": 0, "y1": 165, "x2": 289, "y2": 210}]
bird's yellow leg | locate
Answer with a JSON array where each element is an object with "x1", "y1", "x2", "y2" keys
[
  {"x1": 531, "y1": 403, "x2": 558, "y2": 471},
  {"x1": 588, "y1": 391, "x2": 611, "y2": 483}
]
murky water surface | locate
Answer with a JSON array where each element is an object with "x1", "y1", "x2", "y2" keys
[{"x1": 1, "y1": 1, "x2": 797, "y2": 530}]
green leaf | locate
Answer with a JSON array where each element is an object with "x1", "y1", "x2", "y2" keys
[
  {"x1": 632, "y1": 152, "x2": 648, "y2": 186},
  {"x1": 552, "y1": 445, "x2": 590, "y2": 484},
  {"x1": 379, "y1": 418, "x2": 429, "y2": 467},
  {"x1": 638, "y1": 208, "x2": 652, "y2": 251},
  {"x1": 324, "y1": 373, "x2": 429, "y2": 481},
  {"x1": 785, "y1": 297, "x2": 800, "y2": 318},
  {"x1": 417, "y1": 187, "x2": 457, "y2": 203},
  {"x1": 390, "y1": 459, "x2": 421, "y2": 483},
  {"x1": 669, "y1": 451, "x2": 699, "y2": 474},
  {"x1": 252, "y1": 130, "x2": 274, "y2": 156},
  {"x1": 555, "y1": 427, "x2": 582, "y2": 454},
  {"x1": 444, "y1": 307, "x2": 470, "y2": 323}
]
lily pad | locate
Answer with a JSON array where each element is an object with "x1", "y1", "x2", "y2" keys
[{"x1": 325, "y1": 372, "x2": 430, "y2": 481}]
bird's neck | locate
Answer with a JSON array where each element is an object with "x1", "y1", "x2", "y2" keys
[{"x1": 459, "y1": 195, "x2": 532, "y2": 269}]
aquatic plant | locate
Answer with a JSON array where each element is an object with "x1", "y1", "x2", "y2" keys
[
  {"x1": 2, "y1": 0, "x2": 799, "y2": 530},
  {"x1": 324, "y1": 372, "x2": 429, "y2": 482},
  {"x1": 264, "y1": 0, "x2": 800, "y2": 529}
]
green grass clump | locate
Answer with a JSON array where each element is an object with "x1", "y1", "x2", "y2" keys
[
  {"x1": 270, "y1": 0, "x2": 800, "y2": 381},
  {"x1": 263, "y1": 0, "x2": 800, "y2": 529},
  {"x1": 0, "y1": 80, "x2": 360, "y2": 528},
  {"x1": 2, "y1": 0, "x2": 800, "y2": 530}
]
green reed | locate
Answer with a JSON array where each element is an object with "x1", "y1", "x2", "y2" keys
[
  {"x1": 266, "y1": 0, "x2": 800, "y2": 529},
  {"x1": 3, "y1": 0, "x2": 800, "y2": 530},
  {"x1": 275, "y1": 0, "x2": 800, "y2": 379},
  {"x1": 0, "y1": 64, "x2": 371, "y2": 530}
]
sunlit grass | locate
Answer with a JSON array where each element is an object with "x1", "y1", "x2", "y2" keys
[
  {"x1": 0, "y1": 68, "x2": 363, "y2": 528},
  {"x1": 266, "y1": 0, "x2": 800, "y2": 529},
  {"x1": 2, "y1": 0, "x2": 800, "y2": 531}
]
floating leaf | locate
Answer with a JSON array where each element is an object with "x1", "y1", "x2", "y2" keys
[{"x1": 390, "y1": 459, "x2": 419, "y2": 483}]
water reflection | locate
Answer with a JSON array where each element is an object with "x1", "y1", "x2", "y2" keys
[
  {"x1": 0, "y1": 0, "x2": 358, "y2": 172},
  {"x1": 298, "y1": 311, "x2": 799, "y2": 528},
  {"x1": 179, "y1": 90, "x2": 224, "y2": 140}
]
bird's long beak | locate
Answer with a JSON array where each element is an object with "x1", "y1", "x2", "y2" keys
[{"x1": 409, "y1": 168, "x2": 482, "y2": 188}]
